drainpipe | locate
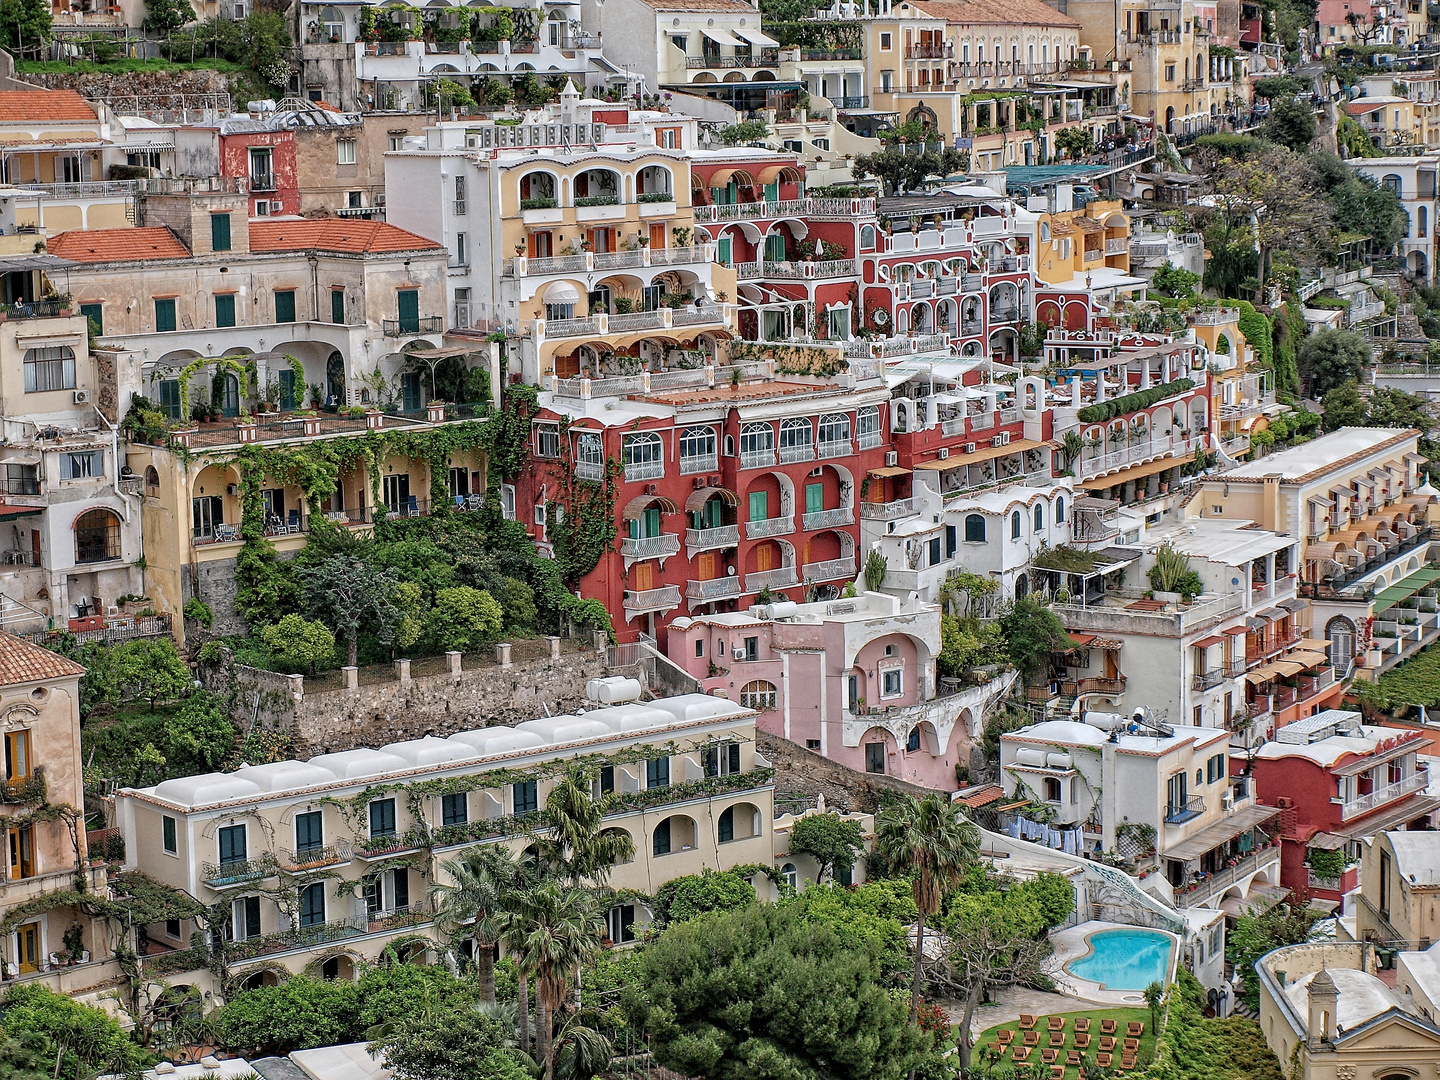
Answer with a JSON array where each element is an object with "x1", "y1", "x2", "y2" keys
[{"x1": 93, "y1": 405, "x2": 130, "y2": 523}]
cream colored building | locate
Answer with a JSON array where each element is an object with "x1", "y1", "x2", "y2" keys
[
  {"x1": 1351, "y1": 830, "x2": 1440, "y2": 946},
  {"x1": 113, "y1": 689, "x2": 776, "y2": 985}
]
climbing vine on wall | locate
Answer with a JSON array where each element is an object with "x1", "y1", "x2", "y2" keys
[{"x1": 545, "y1": 418, "x2": 619, "y2": 589}]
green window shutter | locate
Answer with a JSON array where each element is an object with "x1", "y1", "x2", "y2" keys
[
  {"x1": 716, "y1": 237, "x2": 732, "y2": 265},
  {"x1": 644, "y1": 506, "x2": 661, "y2": 537},
  {"x1": 215, "y1": 294, "x2": 236, "y2": 328},
  {"x1": 748, "y1": 490, "x2": 767, "y2": 521},
  {"x1": 278, "y1": 369, "x2": 296, "y2": 411},
  {"x1": 764, "y1": 181, "x2": 778, "y2": 201},
  {"x1": 159, "y1": 379, "x2": 180, "y2": 419},
  {"x1": 401, "y1": 371, "x2": 421, "y2": 411},
  {"x1": 211, "y1": 213, "x2": 231, "y2": 252},
  {"x1": 398, "y1": 289, "x2": 419, "y2": 333},
  {"x1": 806, "y1": 483, "x2": 823, "y2": 515},
  {"x1": 331, "y1": 289, "x2": 345, "y2": 324},
  {"x1": 79, "y1": 303, "x2": 101, "y2": 335},
  {"x1": 154, "y1": 298, "x2": 176, "y2": 333},
  {"x1": 275, "y1": 290, "x2": 296, "y2": 323}
]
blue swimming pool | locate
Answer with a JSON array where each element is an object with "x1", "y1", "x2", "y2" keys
[{"x1": 1065, "y1": 929, "x2": 1174, "y2": 992}]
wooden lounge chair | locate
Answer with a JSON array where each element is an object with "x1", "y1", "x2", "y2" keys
[
  {"x1": 1075, "y1": 1033, "x2": 1091, "y2": 1049},
  {"x1": 1099, "y1": 1036, "x2": 1116, "y2": 1052},
  {"x1": 1013, "y1": 1046, "x2": 1032, "y2": 1062},
  {"x1": 1019, "y1": 1014, "x2": 1037, "y2": 1030},
  {"x1": 1122, "y1": 1053, "x2": 1138, "y2": 1069},
  {"x1": 1051, "y1": 1067, "x2": 1066, "y2": 1080},
  {"x1": 1075, "y1": 1018, "x2": 1091, "y2": 1034},
  {"x1": 1096, "y1": 1052, "x2": 1113, "y2": 1068},
  {"x1": 1024, "y1": 1031, "x2": 1040, "y2": 1047},
  {"x1": 1048, "y1": 1016, "x2": 1066, "y2": 1032},
  {"x1": 1066, "y1": 1050, "x2": 1082, "y2": 1066},
  {"x1": 1049, "y1": 1031, "x2": 1065, "y2": 1047},
  {"x1": 997, "y1": 1029, "x2": 1014, "y2": 1046},
  {"x1": 1101, "y1": 1019, "x2": 1118, "y2": 1035},
  {"x1": 1124, "y1": 1038, "x2": 1140, "y2": 1053},
  {"x1": 1128, "y1": 1021, "x2": 1145, "y2": 1037},
  {"x1": 1041, "y1": 1048, "x2": 1058, "y2": 1064}
]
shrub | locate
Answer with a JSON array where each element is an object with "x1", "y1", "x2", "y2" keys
[
  {"x1": 1075, "y1": 378, "x2": 1195, "y2": 424},
  {"x1": 654, "y1": 868, "x2": 757, "y2": 925},
  {"x1": 218, "y1": 977, "x2": 360, "y2": 1055},
  {"x1": 429, "y1": 586, "x2": 504, "y2": 652},
  {"x1": 183, "y1": 597, "x2": 214, "y2": 629},
  {"x1": 0, "y1": 983, "x2": 152, "y2": 1077},
  {"x1": 258, "y1": 613, "x2": 336, "y2": 674}
]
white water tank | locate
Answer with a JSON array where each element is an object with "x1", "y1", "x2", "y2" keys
[
  {"x1": 585, "y1": 676, "x2": 642, "y2": 704},
  {"x1": 1084, "y1": 710, "x2": 1126, "y2": 731},
  {"x1": 1014, "y1": 748, "x2": 1047, "y2": 767},
  {"x1": 1046, "y1": 752, "x2": 1073, "y2": 769}
]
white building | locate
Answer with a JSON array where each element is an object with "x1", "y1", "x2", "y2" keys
[{"x1": 1348, "y1": 155, "x2": 1439, "y2": 283}]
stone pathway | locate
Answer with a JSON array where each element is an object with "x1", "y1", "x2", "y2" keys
[{"x1": 943, "y1": 984, "x2": 1120, "y2": 1044}]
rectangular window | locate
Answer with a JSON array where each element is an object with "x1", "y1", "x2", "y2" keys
[
  {"x1": 703, "y1": 742, "x2": 742, "y2": 777},
  {"x1": 79, "y1": 302, "x2": 102, "y2": 335},
  {"x1": 442, "y1": 792, "x2": 468, "y2": 826},
  {"x1": 397, "y1": 288, "x2": 419, "y2": 334},
  {"x1": 647, "y1": 757, "x2": 670, "y2": 789},
  {"x1": 882, "y1": 668, "x2": 903, "y2": 697},
  {"x1": 218, "y1": 824, "x2": 246, "y2": 865},
  {"x1": 880, "y1": 31, "x2": 892, "y2": 48},
  {"x1": 608, "y1": 904, "x2": 636, "y2": 943},
  {"x1": 454, "y1": 287, "x2": 471, "y2": 328},
  {"x1": 928, "y1": 536, "x2": 942, "y2": 566},
  {"x1": 60, "y1": 451, "x2": 103, "y2": 480},
  {"x1": 338, "y1": 138, "x2": 357, "y2": 164},
  {"x1": 454, "y1": 174, "x2": 466, "y2": 215},
  {"x1": 192, "y1": 496, "x2": 221, "y2": 539},
  {"x1": 331, "y1": 289, "x2": 345, "y2": 324},
  {"x1": 274, "y1": 290, "x2": 296, "y2": 323},
  {"x1": 389, "y1": 135, "x2": 404, "y2": 152},
  {"x1": 1380, "y1": 849, "x2": 1392, "y2": 917},
  {"x1": 748, "y1": 490, "x2": 768, "y2": 522},
  {"x1": 234, "y1": 896, "x2": 261, "y2": 940},
  {"x1": 454, "y1": 231, "x2": 467, "y2": 266},
  {"x1": 249, "y1": 147, "x2": 274, "y2": 190},
  {"x1": 215, "y1": 294, "x2": 236, "y2": 328},
  {"x1": 162, "y1": 815, "x2": 177, "y2": 855},
  {"x1": 865, "y1": 742, "x2": 885, "y2": 774},
  {"x1": 24, "y1": 346, "x2": 76, "y2": 392},
  {"x1": 382, "y1": 473, "x2": 411, "y2": 514},
  {"x1": 211, "y1": 213, "x2": 231, "y2": 252},
  {"x1": 4, "y1": 465, "x2": 36, "y2": 496},
  {"x1": 401, "y1": 371, "x2": 422, "y2": 412},
  {"x1": 369, "y1": 798, "x2": 397, "y2": 838},
  {"x1": 599, "y1": 765, "x2": 615, "y2": 794},
  {"x1": 160, "y1": 379, "x2": 181, "y2": 419},
  {"x1": 295, "y1": 811, "x2": 323, "y2": 853},
  {"x1": 536, "y1": 424, "x2": 560, "y2": 458},
  {"x1": 513, "y1": 780, "x2": 538, "y2": 814},
  {"x1": 299, "y1": 882, "x2": 325, "y2": 928}
]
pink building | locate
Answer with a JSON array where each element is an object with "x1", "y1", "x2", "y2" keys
[{"x1": 666, "y1": 593, "x2": 1014, "y2": 791}]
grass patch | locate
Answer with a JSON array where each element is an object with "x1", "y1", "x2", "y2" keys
[
  {"x1": 18, "y1": 57, "x2": 250, "y2": 75},
  {"x1": 1372, "y1": 638, "x2": 1440, "y2": 707},
  {"x1": 973, "y1": 1006, "x2": 1154, "y2": 1078}
]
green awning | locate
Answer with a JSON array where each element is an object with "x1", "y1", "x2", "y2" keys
[{"x1": 1373, "y1": 565, "x2": 1440, "y2": 614}]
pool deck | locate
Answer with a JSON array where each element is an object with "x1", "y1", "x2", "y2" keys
[{"x1": 1049, "y1": 920, "x2": 1179, "y2": 1006}]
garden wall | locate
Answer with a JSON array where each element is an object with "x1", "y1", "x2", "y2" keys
[
  {"x1": 207, "y1": 638, "x2": 646, "y2": 757},
  {"x1": 757, "y1": 730, "x2": 930, "y2": 816}
]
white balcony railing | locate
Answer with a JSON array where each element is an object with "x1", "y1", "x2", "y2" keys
[
  {"x1": 802, "y1": 507, "x2": 854, "y2": 530},
  {"x1": 860, "y1": 498, "x2": 915, "y2": 520},
  {"x1": 623, "y1": 585, "x2": 681, "y2": 614},
  {"x1": 687, "y1": 576, "x2": 742, "y2": 601},
  {"x1": 1339, "y1": 771, "x2": 1429, "y2": 820},
  {"x1": 802, "y1": 556, "x2": 856, "y2": 581},
  {"x1": 679, "y1": 452, "x2": 718, "y2": 475},
  {"x1": 745, "y1": 566, "x2": 799, "y2": 592},
  {"x1": 746, "y1": 515, "x2": 795, "y2": 540},
  {"x1": 740, "y1": 448, "x2": 777, "y2": 470},
  {"x1": 778, "y1": 443, "x2": 814, "y2": 464},
  {"x1": 619, "y1": 534, "x2": 680, "y2": 561},
  {"x1": 623, "y1": 459, "x2": 664, "y2": 482},
  {"x1": 1077, "y1": 434, "x2": 1202, "y2": 481},
  {"x1": 686, "y1": 524, "x2": 740, "y2": 552},
  {"x1": 815, "y1": 439, "x2": 852, "y2": 459}
]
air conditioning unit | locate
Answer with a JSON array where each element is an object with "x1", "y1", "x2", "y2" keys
[
  {"x1": 938, "y1": 447, "x2": 950, "y2": 459},
  {"x1": 72, "y1": 390, "x2": 90, "y2": 405},
  {"x1": 732, "y1": 647, "x2": 746, "y2": 660},
  {"x1": 886, "y1": 451, "x2": 898, "y2": 467},
  {"x1": 1222, "y1": 789, "x2": 1235, "y2": 812},
  {"x1": 964, "y1": 442, "x2": 977, "y2": 454},
  {"x1": 991, "y1": 435, "x2": 1005, "y2": 448},
  {"x1": 693, "y1": 477, "x2": 705, "y2": 489},
  {"x1": 1000, "y1": 430, "x2": 1011, "y2": 445},
  {"x1": 644, "y1": 484, "x2": 657, "y2": 495}
]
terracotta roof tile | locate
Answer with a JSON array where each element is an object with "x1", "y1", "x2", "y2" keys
[
  {"x1": 0, "y1": 632, "x2": 85, "y2": 686},
  {"x1": 955, "y1": 784, "x2": 1004, "y2": 808},
  {"x1": 635, "y1": 0, "x2": 756, "y2": 10},
  {"x1": 47, "y1": 227, "x2": 191, "y2": 263},
  {"x1": 902, "y1": 0, "x2": 1079, "y2": 26},
  {"x1": 0, "y1": 90, "x2": 98, "y2": 123},
  {"x1": 247, "y1": 219, "x2": 443, "y2": 254}
]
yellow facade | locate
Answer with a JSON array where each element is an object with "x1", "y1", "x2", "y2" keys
[{"x1": 1034, "y1": 199, "x2": 1130, "y2": 286}]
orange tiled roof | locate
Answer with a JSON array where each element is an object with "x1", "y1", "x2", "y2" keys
[
  {"x1": 0, "y1": 632, "x2": 85, "y2": 686},
  {"x1": 0, "y1": 90, "x2": 98, "y2": 123},
  {"x1": 955, "y1": 784, "x2": 1005, "y2": 808},
  {"x1": 248, "y1": 219, "x2": 443, "y2": 255},
  {"x1": 904, "y1": 0, "x2": 1079, "y2": 27},
  {"x1": 47, "y1": 227, "x2": 191, "y2": 263}
]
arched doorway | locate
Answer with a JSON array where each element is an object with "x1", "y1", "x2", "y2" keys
[{"x1": 326, "y1": 351, "x2": 345, "y2": 407}]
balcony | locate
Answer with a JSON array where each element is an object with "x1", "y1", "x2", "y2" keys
[
  {"x1": 802, "y1": 507, "x2": 854, "y2": 530},
  {"x1": 686, "y1": 524, "x2": 740, "y2": 554},
  {"x1": 620, "y1": 533, "x2": 680, "y2": 562},
  {"x1": 745, "y1": 566, "x2": 799, "y2": 593},
  {"x1": 1174, "y1": 846, "x2": 1280, "y2": 908},
  {"x1": 740, "y1": 448, "x2": 777, "y2": 470},
  {"x1": 1164, "y1": 795, "x2": 1206, "y2": 825},
  {"x1": 1191, "y1": 669, "x2": 1227, "y2": 691},
  {"x1": 679, "y1": 452, "x2": 718, "y2": 476},
  {"x1": 1076, "y1": 434, "x2": 1202, "y2": 482},
  {"x1": 278, "y1": 844, "x2": 352, "y2": 872},
  {"x1": 746, "y1": 515, "x2": 794, "y2": 540},
  {"x1": 1307, "y1": 868, "x2": 1345, "y2": 892},
  {"x1": 383, "y1": 316, "x2": 444, "y2": 336},
  {"x1": 816, "y1": 439, "x2": 852, "y2": 460},
  {"x1": 1339, "y1": 771, "x2": 1429, "y2": 820},
  {"x1": 249, "y1": 172, "x2": 276, "y2": 192},
  {"x1": 801, "y1": 556, "x2": 856, "y2": 582},
  {"x1": 1105, "y1": 238, "x2": 1128, "y2": 255},
  {"x1": 623, "y1": 459, "x2": 664, "y2": 483},
  {"x1": 861, "y1": 498, "x2": 915, "y2": 521},
  {"x1": 687, "y1": 576, "x2": 742, "y2": 602},
  {"x1": 623, "y1": 585, "x2": 682, "y2": 616},
  {"x1": 201, "y1": 856, "x2": 278, "y2": 889},
  {"x1": 778, "y1": 443, "x2": 815, "y2": 464}
]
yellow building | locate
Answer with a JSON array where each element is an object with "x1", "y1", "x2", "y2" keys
[{"x1": 1032, "y1": 199, "x2": 1132, "y2": 284}]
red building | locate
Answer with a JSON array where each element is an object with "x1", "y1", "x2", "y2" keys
[
  {"x1": 1248, "y1": 711, "x2": 1439, "y2": 907},
  {"x1": 218, "y1": 125, "x2": 299, "y2": 217}
]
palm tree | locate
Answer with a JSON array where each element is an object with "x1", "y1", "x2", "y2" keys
[
  {"x1": 553, "y1": 1016, "x2": 613, "y2": 1080},
  {"x1": 429, "y1": 843, "x2": 524, "y2": 1006},
  {"x1": 875, "y1": 792, "x2": 980, "y2": 1019},
  {"x1": 509, "y1": 881, "x2": 607, "y2": 1080},
  {"x1": 531, "y1": 762, "x2": 634, "y2": 887}
]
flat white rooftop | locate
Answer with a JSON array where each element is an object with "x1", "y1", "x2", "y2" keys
[{"x1": 1222, "y1": 427, "x2": 1412, "y2": 480}]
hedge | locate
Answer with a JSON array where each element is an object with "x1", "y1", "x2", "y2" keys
[{"x1": 1076, "y1": 378, "x2": 1196, "y2": 424}]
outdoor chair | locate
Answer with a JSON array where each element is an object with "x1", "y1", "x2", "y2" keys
[
  {"x1": 1050, "y1": 1067, "x2": 1065, "y2": 1080},
  {"x1": 407, "y1": 494, "x2": 420, "y2": 516},
  {"x1": 1101, "y1": 1019, "x2": 1118, "y2": 1035},
  {"x1": 1128, "y1": 1022, "x2": 1145, "y2": 1037},
  {"x1": 1048, "y1": 1016, "x2": 1065, "y2": 1032},
  {"x1": 1012, "y1": 1047, "x2": 1032, "y2": 1062},
  {"x1": 1019, "y1": 1015, "x2": 1037, "y2": 1030},
  {"x1": 1066, "y1": 1050, "x2": 1082, "y2": 1066},
  {"x1": 997, "y1": 1030, "x2": 1014, "y2": 1046},
  {"x1": 1074, "y1": 1018, "x2": 1091, "y2": 1034},
  {"x1": 1048, "y1": 1031, "x2": 1064, "y2": 1047},
  {"x1": 1040, "y1": 1049, "x2": 1058, "y2": 1065},
  {"x1": 287, "y1": 509, "x2": 302, "y2": 533},
  {"x1": 454, "y1": 495, "x2": 466, "y2": 510},
  {"x1": 1122, "y1": 1053, "x2": 1137, "y2": 1069},
  {"x1": 1123, "y1": 1038, "x2": 1139, "y2": 1053},
  {"x1": 1096, "y1": 1052, "x2": 1113, "y2": 1067},
  {"x1": 1023, "y1": 1031, "x2": 1040, "y2": 1047},
  {"x1": 1099, "y1": 1036, "x2": 1116, "y2": 1052},
  {"x1": 1075, "y1": 1033, "x2": 1091, "y2": 1049}
]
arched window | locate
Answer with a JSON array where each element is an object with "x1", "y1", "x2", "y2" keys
[
  {"x1": 906, "y1": 727, "x2": 921, "y2": 752},
  {"x1": 965, "y1": 514, "x2": 985, "y2": 542},
  {"x1": 1382, "y1": 173, "x2": 1403, "y2": 197},
  {"x1": 144, "y1": 466, "x2": 160, "y2": 492},
  {"x1": 1011, "y1": 510, "x2": 1022, "y2": 539},
  {"x1": 739, "y1": 422, "x2": 774, "y2": 460},
  {"x1": 781, "y1": 862, "x2": 798, "y2": 889},
  {"x1": 518, "y1": 171, "x2": 556, "y2": 206},
  {"x1": 1044, "y1": 776, "x2": 1061, "y2": 801},
  {"x1": 1040, "y1": 221, "x2": 1051, "y2": 242},
  {"x1": 1034, "y1": 504, "x2": 1044, "y2": 531},
  {"x1": 23, "y1": 345, "x2": 75, "y2": 392},
  {"x1": 575, "y1": 431, "x2": 604, "y2": 480},
  {"x1": 1326, "y1": 616, "x2": 1355, "y2": 665},
  {"x1": 679, "y1": 425, "x2": 716, "y2": 472},
  {"x1": 740, "y1": 680, "x2": 778, "y2": 710},
  {"x1": 860, "y1": 225, "x2": 876, "y2": 250},
  {"x1": 817, "y1": 412, "x2": 850, "y2": 453},
  {"x1": 653, "y1": 818, "x2": 671, "y2": 856},
  {"x1": 74, "y1": 508, "x2": 120, "y2": 564},
  {"x1": 1056, "y1": 496, "x2": 1066, "y2": 523},
  {"x1": 622, "y1": 432, "x2": 663, "y2": 481},
  {"x1": 779, "y1": 418, "x2": 813, "y2": 460}
]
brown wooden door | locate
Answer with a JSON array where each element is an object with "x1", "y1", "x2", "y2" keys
[
  {"x1": 756, "y1": 544, "x2": 775, "y2": 572},
  {"x1": 649, "y1": 223, "x2": 666, "y2": 249},
  {"x1": 697, "y1": 552, "x2": 717, "y2": 580},
  {"x1": 634, "y1": 563, "x2": 655, "y2": 591},
  {"x1": 30, "y1": 532, "x2": 39, "y2": 568}
]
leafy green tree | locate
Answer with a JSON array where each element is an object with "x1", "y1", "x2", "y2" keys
[
  {"x1": 1054, "y1": 126, "x2": 1095, "y2": 159},
  {"x1": 495, "y1": 576, "x2": 537, "y2": 633},
  {"x1": 0, "y1": 984, "x2": 151, "y2": 1079},
  {"x1": 114, "y1": 638, "x2": 192, "y2": 708},
  {"x1": 0, "y1": 0, "x2": 51, "y2": 53},
  {"x1": 787, "y1": 811, "x2": 865, "y2": 882},
  {"x1": 625, "y1": 904, "x2": 933, "y2": 1080},
  {"x1": 784, "y1": 880, "x2": 914, "y2": 977},
  {"x1": 1260, "y1": 95, "x2": 1317, "y2": 151},
  {"x1": 298, "y1": 555, "x2": 404, "y2": 668},
  {"x1": 142, "y1": 0, "x2": 192, "y2": 33},
  {"x1": 996, "y1": 596, "x2": 1071, "y2": 681},
  {"x1": 1322, "y1": 378, "x2": 1370, "y2": 430},
  {"x1": 163, "y1": 689, "x2": 236, "y2": 773},
  {"x1": 654, "y1": 869, "x2": 757, "y2": 925},
  {"x1": 1298, "y1": 328, "x2": 1370, "y2": 396},
  {"x1": 356, "y1": 962, "x2": 478, "y2": 1033},
  {"x1": 218, "y1": 977, "x2": 360, "y2": 1055},
  {"x1": 0, "y1": 1032, "x2": 55, "y2": 1080},
  {"x1": 370, "y1": 1005, "x2": 530, "y2": 1080},
  {"x1": 875, "y1": 792, "x2": 979, "y2": 1018},
  {"x1": 718, "y1": 119, "x2": 769, "y2": 146},
  {"x1": 259, "y1": 613, "x2": 336, "y2": 674},
  {"x1": 1144, "y1": 980, "x2": 1165, "y2": 1033},
  {"x1": 1366, "y1": 386, "x2": 1431, "y2": 429},
  {"x1": 1206, "y1": 145, "x2": 1326, "y2": 298},
  {"x1": 1226, "y1": 905, "x2": 1323, "y2": 1011},
  {"x1": 1151, "y1": 261, "x2": 1202, "y2": 299},
  {"x1": 431, "y1": 844, "x2": 526, "y2": 1005},
  {"x1": 937, "y1": 614, "x2": 1003, "y2": 679},
  {"x1": 429, "y1": 586, "x2": 504, "y2": 652},
  {"x1": 1253, "y1": 74, "x2": 1305, "y2": 97},
  {"x1": 853, "y1": 145, "x2": 968, "y2": 196},
  {"x1": 1014, "y1": 871, "x2": 1076, "y2": 930},
  {"x1": 182, "y1": 597, "x2": 214, "y2": 630}
]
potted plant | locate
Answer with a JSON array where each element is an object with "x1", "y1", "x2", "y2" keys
[{"x1": 63, "y1": 924, "x2": 84, "y2": 963}]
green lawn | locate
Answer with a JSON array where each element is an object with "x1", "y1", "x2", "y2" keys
[
  {"x1": 18, "y1": 58, "x2": 250, "y2": 75},
  {"x1": 973, "y1": 1007, "x2": 1156, "y2": 1078}
]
